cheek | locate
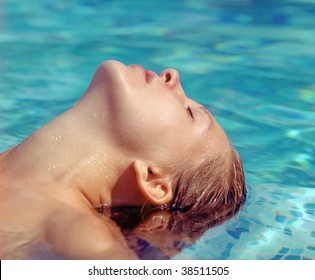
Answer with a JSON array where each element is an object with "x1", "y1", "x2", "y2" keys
[
  {"x1": 144, "y1": 105, "x2": 185, "y2": 138},
  {"x1": 109, "y1": 84, "x2": 192, "y2": 154},
  {"x1": 121, "y1": 110, "x2": 178, "y2": 156}
]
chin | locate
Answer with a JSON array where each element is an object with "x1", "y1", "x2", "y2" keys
[
  {"x1": 88, "y1": 60, "x2": 127, "y2": 89},
  {"x1": 98, "y1": 60, "x2": 126, "y2": 72}
]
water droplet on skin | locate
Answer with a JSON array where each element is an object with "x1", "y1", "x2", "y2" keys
[{"x1": 100, "y1": 114, "x2": 105, "y2": 119}]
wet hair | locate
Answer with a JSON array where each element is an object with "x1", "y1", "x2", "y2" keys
[
  {"x1": 110, "y1": 146, "x2": 246, "y2": 259},
  {"x1": 162, "y1": 146, "x2": 246, "y2": 237}
]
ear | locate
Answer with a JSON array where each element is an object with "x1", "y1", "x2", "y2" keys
[{"x1": 132, "y1": 160, "x2": 173, "y2": 206}]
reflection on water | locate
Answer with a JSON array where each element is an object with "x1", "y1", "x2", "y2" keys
[{"x1": 110, "y1": 200, "x2": 246, "y2": 260}]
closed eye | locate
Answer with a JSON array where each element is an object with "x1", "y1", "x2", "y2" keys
[{"x1": 186, "y1": 106, "x2": 194, "y2": 119}]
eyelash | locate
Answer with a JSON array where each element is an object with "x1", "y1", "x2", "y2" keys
[{"x1": 187, "y1": 106, "x2": 194, "y2": 119}]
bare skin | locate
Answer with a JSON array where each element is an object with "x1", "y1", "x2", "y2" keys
[{"x1": 0, "y1": 60, "x2": 230, "y2": 259}]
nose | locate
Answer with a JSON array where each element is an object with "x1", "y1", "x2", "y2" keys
[{"x1": 159, "y1": 68, "x2": 180, "y2": 88}]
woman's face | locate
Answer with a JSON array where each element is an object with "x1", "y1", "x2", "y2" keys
[{"x1": 82, "y1": 60, "x2": 230, "y2": 168}]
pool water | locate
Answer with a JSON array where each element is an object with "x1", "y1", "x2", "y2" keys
[{"x1": 0, "y1": 0, "x2": 314, "y2": 260}]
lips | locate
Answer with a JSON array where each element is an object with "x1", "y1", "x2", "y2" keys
[
  {"x1": 145, "y1": 70, "x2": 156, "y2": 82},
  {"x1": 130, "y1": 64, "x2": 156, "y2": 82}
]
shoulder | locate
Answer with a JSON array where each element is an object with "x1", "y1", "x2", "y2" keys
[{"x1": 44, "y1": 208, "x2": 136, "y2": 259}]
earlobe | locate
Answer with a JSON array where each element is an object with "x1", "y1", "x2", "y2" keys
[{"x1": 132, "y1": 160, "x2": 173, "y2": 206}]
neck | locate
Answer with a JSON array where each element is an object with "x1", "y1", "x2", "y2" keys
[{"x1": 0, "y1": 106, "x2": 128, "y2": 210}]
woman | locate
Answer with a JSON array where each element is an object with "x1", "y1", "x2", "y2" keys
[{"x1": 0, "y1": 60, "x2": 246, "y2": 259}]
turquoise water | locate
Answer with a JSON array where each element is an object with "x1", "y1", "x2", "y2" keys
[{"x1": 0, "y1": 0, "x2": 314, "y2": 260}]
